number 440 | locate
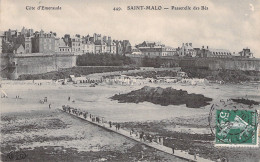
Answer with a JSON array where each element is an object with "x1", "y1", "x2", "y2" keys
[{"x1": 113, "y1": 7, "x2": 122, "y2": 11}]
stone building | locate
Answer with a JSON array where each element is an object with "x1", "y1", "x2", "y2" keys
[
  {"x1": 32, "y1": 30, "x2": 55, "y2": 53},
  {"x1": 164, "y1": 46, "x2": 177, "y2": 56},
  {"x1": 199, "y1": 46, "x2": 232, "y2": 58},
  {"x1": 94, "y1": 40, "x2": 107, "y2": 54},
  {"x1": 106, "y1": 37, "x2": 117, "y2": 54},
  {"x1": 138, "y1": 46, "x2": 164, "y2": 57},
  {"x1": 71, "y1": 35, "x2": 82, "y2": 55},
  {"x1": 179, "y1": 43, "x2": 196, "y2": 57},
  {"x1": 82, "y1": 41, "x2": 95, "y2": 53},
  {"x1": 239, "y1": 48, "x2": 254, "y2": 58},
  {"x1": 110, "y1": 41, "x2": 117, "y2": 54},
  {"x1": 63, "y1": 34, "x2": 72, "y2": 47},
  {"x1": 122, "y1": 40, "x2": 132, "y2": 54},
  {"x1": 136, "y1": 41, "x2": 166, "y2": 57},
  {"x1": 21, "y1": 27, "x2": 34, "y2": 37},
  {"x1": 116, "y1": 41, "x2": 123, "y2": 55},
  {"x1": 93, "y1": 33, "x2": 102, "y2": 42},
  {"x1": 56, "y1": 38, "x2": 71, "y2": 53},
  {"x1": 3, "y1": 29, "x2": 17, "y2": 42},
  {"x1": 24, "y1": 37, "x2": 32, "y2": 53}
]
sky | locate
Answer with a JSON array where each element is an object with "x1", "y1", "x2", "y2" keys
[{"x1": 1, "y1": 0, "x2": 260, "y2": 57}]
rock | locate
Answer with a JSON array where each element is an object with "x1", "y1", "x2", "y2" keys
[{"x1": 110, "y1": 86, "x2": 212, "y2": 108}]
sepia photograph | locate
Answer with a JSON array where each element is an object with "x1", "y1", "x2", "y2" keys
[{"x1": 0, "y1": 0, "x2": 260, "y2": 161}]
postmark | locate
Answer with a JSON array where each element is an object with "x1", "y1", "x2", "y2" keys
[{"x1": 215, "y1": 109, "x2": 258, "y2": 147}]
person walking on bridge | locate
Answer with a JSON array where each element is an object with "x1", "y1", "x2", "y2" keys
[{"x1": 171, "y1": 144, "x2": 175, "y2": 154}]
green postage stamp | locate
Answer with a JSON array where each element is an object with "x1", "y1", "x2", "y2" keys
[{"x1": 216, "y1": 110, "x2": 259, "y2": 147}]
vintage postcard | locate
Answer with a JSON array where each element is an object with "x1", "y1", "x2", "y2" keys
[{"x1": 0, "y1": 0, "x2": 260, "y2": 161}]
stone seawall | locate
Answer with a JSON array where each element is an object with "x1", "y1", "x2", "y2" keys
[
  {"x1": 171, "y1": 58, "x2": 260, "y2": 71},
  {"x1": 176, "y1": 58, "x2": 260, "y2": 71},
  {"x1": 210, "y1": 59, "x2": 260, "y2": 71},
  {"x1": 1, "y1": 53, "x2": 76, "y2": 79},
  {"x1": 129, "y1": 56, "x2": 260, "y2": 71}
]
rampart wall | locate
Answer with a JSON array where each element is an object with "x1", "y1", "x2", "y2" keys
[
  {"x1": 162, "y1": 57, "x2": 260, "y2": 71},
  {"x1": 1, "y1": 53, "x2": 76, "y2": 79}
]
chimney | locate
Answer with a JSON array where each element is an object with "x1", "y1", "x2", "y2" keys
[{"x1": 207, "y1": 46, "x2": 208, "y2": 49}]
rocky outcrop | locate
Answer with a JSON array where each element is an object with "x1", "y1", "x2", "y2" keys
[{"x1": 111, "y1": 86, "x2": 212, "y2": 108}]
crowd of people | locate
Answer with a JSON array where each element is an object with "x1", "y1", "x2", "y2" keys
[
  {"x1": 61, "y1": 105, "x2": 210, "y2": 160},
  {"x1": 61, "y1": 105, "x2": 167, "y2": 148},
  {"x1": 62, "y1": 105, "x2": 104, "y2": 124}
]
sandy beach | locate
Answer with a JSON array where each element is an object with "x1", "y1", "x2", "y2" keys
[
  {"x1": 1, "y1": 80, "x2": 260, "y2": 161},
  {"x1": 1, "y1": 108, "x2": 185, "y2": 161}
]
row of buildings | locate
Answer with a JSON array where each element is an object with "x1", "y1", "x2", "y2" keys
[
  {"x1": 0, "y1": 27, "x2": 132, "y2": 55},
  {"x1": 0, "y1": 27, "x2": 254, "y2": 59},
  {"x1": 132, "y1": 42, "x2": 254, "y2": 58}
]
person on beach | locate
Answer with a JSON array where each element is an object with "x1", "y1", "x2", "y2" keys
[
  {"x1": 194, "y1": 152, "x2": 197, "y2": 160},
  {"x1": 171, "y1": 144, "x2": 175, "y2": 154},
  {"x1": 149, "y1": 134, "x2": 153, "y2": 142},
  {"x1": 117, "y1": 124, "x2": 120, "y2": 130},
  {"x1": 49, "y1": 103, "x2": 51, "y2": 109},
  {"x1": 143, "y1": 134, "x2": 146, "y2": 142},
  {"x1": 109, "y1": 121, "x2": 112, "y2": 128},
  {"x1": 68, "y1": 97, "x2": 70, "y2": 101},
  {"x1": 140, "y1": 132, "x2": 144, "y2": 141},
  {"x1": 130, "y1": 129, "x2": 134, "y2": 136}
]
